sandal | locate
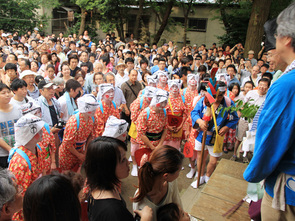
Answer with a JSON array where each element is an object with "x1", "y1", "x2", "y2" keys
[{"x1": 223, "y1": 147, "x2": 228, "y2": 154}]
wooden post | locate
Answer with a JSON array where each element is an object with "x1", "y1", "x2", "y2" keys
[{"x1": 197, "y1": 130, "x2": 207, "y2": 187}]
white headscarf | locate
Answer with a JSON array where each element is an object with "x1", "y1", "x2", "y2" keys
[
  {"x1": 187, "y1": 74, "x2": 199, "y2": 85},
  {"x1": 143, "y1": 86, "x2": 157, "y2": 98},
  {"x1": 77, "y1": 94, "x2": 99, "y2": 113},
  {"x1": 99, "y1": 83, "x2": 114, "y2": 100},
  {"x1": 20, "y1": 102, "x2": 41, "y2": 116},
  {"x1": 168, "y1": 79, "x2": 183, "y2": 90},
  {"x1": 102, "y1": 116, "x2": 129, "y2": 138},
  {"x1": 14, "y1": 113, "x2": 45, "y2": 146},
  {"x1": 150, "y1": 89, "x2": 169, "y2": 106},
  {"x1": 156, "y1": 70, "x2": 169, "y2": 79},
  {"x1": 147, "y1": 74, "x2": 158, "y2": 85}
]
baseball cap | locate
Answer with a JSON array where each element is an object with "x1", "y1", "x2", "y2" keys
[{"x1": 38, "y1": 79, "x2": 57, "y2": 90}]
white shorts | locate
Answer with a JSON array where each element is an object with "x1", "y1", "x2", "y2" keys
[{"x1": 194, "y1": 140, "x2": 223, "y2": 158}]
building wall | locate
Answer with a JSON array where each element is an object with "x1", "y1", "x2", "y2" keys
[{"x1": 149, "y1": 5, "x2": 225, "y2": 47}]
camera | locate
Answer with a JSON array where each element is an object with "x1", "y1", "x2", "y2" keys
[{"x1": 56, "y1": 120, "x2": 66, "y2": 129}]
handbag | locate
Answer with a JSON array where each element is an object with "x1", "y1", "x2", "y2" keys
[
  {"x1": 211, "y1": 105, "x2": 224, "y2": 153},
  {"x1": 128, "y1": 121, "x2": 137, "y2": 139}
]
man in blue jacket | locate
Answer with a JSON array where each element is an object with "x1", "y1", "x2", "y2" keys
[
  {"x1": 191, "y1": 82, "x2": 238, "y2": 188},
  {"x1": 243, "y1": 3, "x2": 295, "y2": 220}
]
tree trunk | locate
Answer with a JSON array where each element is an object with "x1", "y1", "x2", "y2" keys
[
  {"x1": 134, "y1": 0, "x2": 145, "y2": 40},
  {"x1": 244, "y1": 0, "x2": 272, "y2": 59},
  {"x1": 153, "y1": 0, "x2": 174, "y2": 44},
  {"x1": 183, "y1": 16, "x2": 188, "y2": 47},
  {"x1": 79, "y1": 8, "x2": 87, "y2": 36},
  {"x1": 182, "y1": 0, "x2": 193, "y2": 47}
]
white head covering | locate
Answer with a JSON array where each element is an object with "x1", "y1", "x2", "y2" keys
[
  {"x1": 143, "y1": 86, "x2": 157, "y2": 98},
  {"x1": 168, "y1": 79, "x2": 183, "y2": 90},
  {"x1": 150, "y1": 89, "x2": 169, "y2": 106},
  {"x1": 19, "y1": 70, "x2": 36, "y2": 79},
  {"x1": 99, "y1": 83, "x2": 114, "y2": 100},
  {"x1": 147, "y1": 74, "x2": 158, "y2": 85},
  {"x1": 20, "y1": 102, "x2": 41, "y2": 116},
  {"x1": 156, "y1": 70, "x2": 169, "y2": 79},
  {"x1": 15, "y1": 113, "x2": 45, "y2": 146},
  {"x1": 102, "y1": 116, "x2": 129, "y2": 138},
  {"x1": 187, "y1": 74, "x2": 199, "y2": 85},
  {"x1": 77, "y1": 94, "x2": 99, "y2": 113}
]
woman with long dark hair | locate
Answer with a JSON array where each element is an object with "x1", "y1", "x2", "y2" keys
[
  {"x1": 85, "y1": 136, "x2": 152, "y2": 221},
  {"x1": 132, "y1": 145, "x2": 184, "y2": 221}
]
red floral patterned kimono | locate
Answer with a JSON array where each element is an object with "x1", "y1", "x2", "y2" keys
[
  {"x1": 94, "y1": 100, "x2": 120, "y2": 138},
  {"x1": 39, "y1": 126, "x2": 56, "y2": 173},
  {"x1": 9, "y1": 146, "x2": 42, "y2": 220},
  {"x1": 59, "y1": 113, "x2": 94, "y2": 171},
  {"x1": 164, "y1": 94, "x2": 188, "y2": 147},
  {"x1": 136, "y1": 107, "x2": 168, "y2": 149},
  {"x1": 157, "y1": 84, "x2": 169, "y2": 92}
]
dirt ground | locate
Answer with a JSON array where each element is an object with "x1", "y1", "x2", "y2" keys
[{"x1": 121, "y1": 142, "x2": 243, "y2": 213}]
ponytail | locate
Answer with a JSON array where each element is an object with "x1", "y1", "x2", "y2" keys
[{"x1": 132, "y1": 145, "x2": 184, "y2": 202}]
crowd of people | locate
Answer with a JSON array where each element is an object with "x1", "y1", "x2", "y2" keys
[{"x1": 0, "y1": 2, "x2": 295, "y2": 220}]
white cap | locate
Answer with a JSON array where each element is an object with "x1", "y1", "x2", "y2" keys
[
  {"x1": 20, "y1": 70, "x2": 37, "y2": 79},
  {"x1": 168, "y1": 79, "x2": 182, "y2": 90},
  {"x1": 102, "y1": 116, "x2": 129, "y2": 138},
  {"x1": 150, "y1": 89, "x2": 169, "y2": 106},
  {"x1": 77, "y1": 94, "x2": 99, "y2": 113},
  {"x1": 15, "y1": 113, "x2": 44, "y2": 146}
]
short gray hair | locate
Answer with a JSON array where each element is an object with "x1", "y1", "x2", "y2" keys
[
  {"x1": 103, "y1": 72, "x2": 115, "y2": 82},
  {"x1": 52, "y1": 77, "x2": 65, "y2": 86},
  {"x1": 277, "y1": 2, "x2": 295, "y2": 49},
  {"x1": 0, "y1": 169, "x2": 16, "y2": 215}
]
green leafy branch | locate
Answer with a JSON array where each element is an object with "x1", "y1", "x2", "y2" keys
[{"x1": 218, "y1": 99, "x2": 260, "y2": 123}]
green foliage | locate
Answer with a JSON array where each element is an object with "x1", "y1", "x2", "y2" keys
[
  {"x1": 218, "y1": 99, "x2": 260, "y2": 123},
  {"x1": 0, "y1": 0, "x2": 40, "y2": 34},
  {"x1": 0, "y1": 0, "x2": 59, "y2": 35},
  {"x1": 66, "y1": 12, "x2": 99, "y2": 40},
  {"x1": 214, "y1": 0, "x2": 252, "y2": 46},
  {"x1": 214, "y1": 0, "x2": 294, "y2": 47}
]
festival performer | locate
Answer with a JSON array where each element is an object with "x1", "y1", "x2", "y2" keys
[
  {"x1": 20, "y1": 102, "x2": 57, "y2": 173},
  {"x1": 59, "y1": 94, "x2": 99, "y2": 171},
  {"x1": 163, "y1": 79, "x2": 188, "y2": 150},
  {"x1": 81, "y1": 116, "x2": 129, "y2": 200},
  {"x1": 94, "y1": 83, "x2": 120, "y2": 137},
  {"x1": 136, "y1": 89, "x2": 168, "y2": 151},
  {"x1": 186, "y1": 82, "x2": 207, "y2": 179},
  {"x1": 182, "y1": 74, "x2": 199, "y2": 111},
  {"x1": 190, "y1": 82, "x2": 239, "y2": 188},
  {"x1": 8, "y1": 113, "x2": 45, "y2": 220},
  {"x1": 138, "y1": 75, "x2": 158, "y2": 97},
  {"x1": 129, "y1": 86, "x2": 156, "y2": 176},
  {"x1": 102, "y1": 116, "x2": 129, "y2": 141},
  {"x1": 156, "y1": 71, "x2": 169, "y2": 91}
]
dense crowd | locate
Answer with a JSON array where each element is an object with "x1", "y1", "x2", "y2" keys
[{"x1": 0, "y1": 2, "x2": 295, "y2": 220}]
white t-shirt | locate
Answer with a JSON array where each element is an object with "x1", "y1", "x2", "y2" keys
[
  {"x1": 0, "y1": 104, "x2": 22, "y2": 156},
  {"x1": 244, "y1": 90, "x2": 266, "y2": 106}
]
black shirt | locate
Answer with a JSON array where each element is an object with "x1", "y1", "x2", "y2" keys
[
  {"x1": 88, "y1": 196, "x2": 134, "y2": 221},
  {"x1": 49, "y1": 105, "x2": 58, "y2": 126}
]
